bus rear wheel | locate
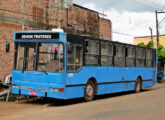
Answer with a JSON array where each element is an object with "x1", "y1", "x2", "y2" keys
[
  {"x1": 135, "y1": 77, "x2": 142, "y2": 93},
  {"x1": 84, "y1": 81, "x2": 95, "y2": 102}
]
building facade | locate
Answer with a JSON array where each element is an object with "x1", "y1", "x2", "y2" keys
[
  {"x1": 134, "y1": 35, "x2": 165, "y2": 48},
  {"x1": 0, "y1": 0, "x2": 112, "y2": 82}
]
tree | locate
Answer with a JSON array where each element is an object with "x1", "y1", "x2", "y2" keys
[
  {"x1": 137, "y1": 41, "x2": 165, "y2": 64},
  {"x1": 157, "y1": 45, "x2": 165, "y2": 63},
  {"x1": 137, "y1": 42, "x2": 145, "y2": 47},
  {"x1": 146, "y1": 41, "x2": 153, "y2": 48}
]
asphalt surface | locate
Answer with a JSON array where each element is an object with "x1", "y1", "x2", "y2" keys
[{"x1": 0, "y1": 83, "x2": 165, "y2": 120}]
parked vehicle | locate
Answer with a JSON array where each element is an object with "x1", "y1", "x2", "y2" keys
[{"x1": 11, "y1": 29, "x2": 157, "y2": 101}]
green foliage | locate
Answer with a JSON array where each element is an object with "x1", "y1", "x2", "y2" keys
[
  {"x1": 146, "y1": 41, "x2": 153, "y2": 48},
  {"x1": 137, "y1": 41, "x2": 165, "y2": 64},
  {"x1": 137, "y1": 41, "x2": 153, "y2": 48},
  {"x1": 157, "y1": 45, "x2": 165, "y2": 63},
  {"x1": 137, "y1": 42, "x2": 145, "y2": 47}
]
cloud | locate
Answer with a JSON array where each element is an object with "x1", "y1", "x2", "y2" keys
[
  {"x1": 73, "y1": 0, "x2": 165, "y2": 44},
  {"x1": 74, "y1": 0, "x2": 165, "y2": 13}
]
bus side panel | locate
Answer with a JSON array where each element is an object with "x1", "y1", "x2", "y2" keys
[
  {"x1": 97, "y1": 82, "x2": 136, "y2": 95},
  {"x1": 65, "y1": 86, "x2": 85, "y2": 99},
  {"x1": 142, "y1": 81, "x2": 154, "y2": 89},
  {"x1": 65, "y1": 67, "x2": 156, "y2": 99},
  {"x1": 65, "y1": 67, "x2": 101, "y2": 99}
]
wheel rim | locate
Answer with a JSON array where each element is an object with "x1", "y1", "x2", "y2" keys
[{"x1": 86, "y1": 85, "x2": 94, "y2": 97}]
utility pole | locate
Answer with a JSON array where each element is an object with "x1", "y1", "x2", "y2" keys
[
  {"x1": 155, "y1": 10, "x2": 165, "y2": 49},
  {"x1": 22, "y1": 0, "x2": 25, "y2": 30},
  {"x1": 149, "y1": 27, "x2": 153, "y2": 42},
  {"x1": 155, "y1": 10, "x2": 159, "y2": 49},
  {"x1": 57, "y1": 0, "x2": 62, "y2": 29}
]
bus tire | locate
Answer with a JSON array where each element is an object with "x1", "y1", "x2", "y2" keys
[
  {"x1": 84, "y1": 81, "x2": 95, "y2": 102},
  {"x1": 135, "y1": 77, "x2": 142, "y2": 93}
]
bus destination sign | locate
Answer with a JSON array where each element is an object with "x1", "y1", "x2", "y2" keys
[{"x1": 15, "y1": 33, "x2": 59, "y2": 40}]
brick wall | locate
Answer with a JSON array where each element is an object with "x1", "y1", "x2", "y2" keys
[
  {"x1": 0, "y1": 1, "x2": 112, "y2": 82},
  {"x1": 64, "y1": 4, "x2": 100, "y2": 38},
  {"x1": 99, "y1": 18, "x2": 112, "y2": 40},
  {"x1": 0, "y1": 22, "x2": 39, "y2": 82},
  {"x1": 0, "y1": 1, "x2": 111, "y2": 38},
  {"x1": 0, "y1": 22, "x2": 21, "y2": 81}
]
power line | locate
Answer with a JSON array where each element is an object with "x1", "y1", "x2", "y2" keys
[{"x1": 112, "y1": 31, "x2": 133, "y2": 36}]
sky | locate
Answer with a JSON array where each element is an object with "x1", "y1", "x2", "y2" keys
[{"x1": 74, "y1": 0, "x2": 165, "y2": 44}]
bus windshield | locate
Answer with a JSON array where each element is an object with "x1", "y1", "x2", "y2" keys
[{"x1": 15, "y1": 42, "x2": 64, "y2": 73}]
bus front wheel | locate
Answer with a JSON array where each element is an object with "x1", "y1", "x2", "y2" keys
[{"x1": 84, "y1": 81, "x2": 95, "y2": 102}]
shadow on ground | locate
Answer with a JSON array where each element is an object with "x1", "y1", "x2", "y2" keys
[{"x1": 16, "y1": 89, "x2": 152, "y2": 107}]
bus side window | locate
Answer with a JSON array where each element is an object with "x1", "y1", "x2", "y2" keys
[
  {"x1": 114, "y1": 44, "x2": 125, "y2": 67},
  {"x1": 146, "y1": 49, "x2": 152, "y2": 68},
  {"x1": 84, "y1": 40, "x2": 99, "y2": 66},
  {"x1": 136, "y1": 47, "x2": 145, "y2": 67},
  {"x1": 101, "y1": 41, "x2": 113, "y2": 66},
  {"x1": 126, "y1": 46, "x2": 135, "y2": 67},
  {"x1": 67, "y1": 45, "x2": 83, "y2": 72}
]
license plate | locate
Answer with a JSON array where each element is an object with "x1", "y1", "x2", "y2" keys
[{"x1": 29, "y1": 91, "x2": 37, "y2": 96}]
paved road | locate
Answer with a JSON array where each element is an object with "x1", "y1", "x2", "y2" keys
[{"x1": 1, "y1": 84, "x2": 165, "y2": 120}]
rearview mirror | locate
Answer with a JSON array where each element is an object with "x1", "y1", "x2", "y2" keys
[{"x1": 6, "y1": 42, "x2": 10, "y2": 52}]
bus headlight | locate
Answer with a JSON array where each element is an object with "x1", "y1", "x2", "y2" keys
[
  {"x1": 50, "y1": 88, "x2": 64, "y2": 93},
  {"x1": 12, "y1": 84, "x2": 19, "y2": 88}
]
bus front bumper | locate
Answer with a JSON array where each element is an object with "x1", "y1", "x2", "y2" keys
[{"x1": 11, "y1": 81, "x2": 65, "y2": 99}]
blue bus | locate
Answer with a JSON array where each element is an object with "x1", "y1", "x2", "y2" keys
[{"x1": 11, "y1": 30, "x2": 157, "y2": 101}]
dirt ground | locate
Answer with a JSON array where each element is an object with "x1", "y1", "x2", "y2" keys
[{"x1": 0, "y1": 83, "x2": 165, "y2": 120}]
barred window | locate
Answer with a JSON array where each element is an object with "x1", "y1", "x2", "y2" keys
[
  {"x1": 146, "y1": 49, "x2": 152, "y2": 68},
  {"x1": 126, "y1": 46, "x2": 135, "y2": 67},
  {"x1": 67, "y1": 45, "x2": 83, "y2": 72},
  {"x1": 136, "y1": 47, "x2": 145, "y2": 67},
  {"x1": 101, "y1": 41, "x2": 113, "y2": 66},
  {"x1": 114, "y1": 44, "x2": 125, "y2": 67},
  {"x1": 85, "y1": 40, "x2": 100, "y2": 66}
]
